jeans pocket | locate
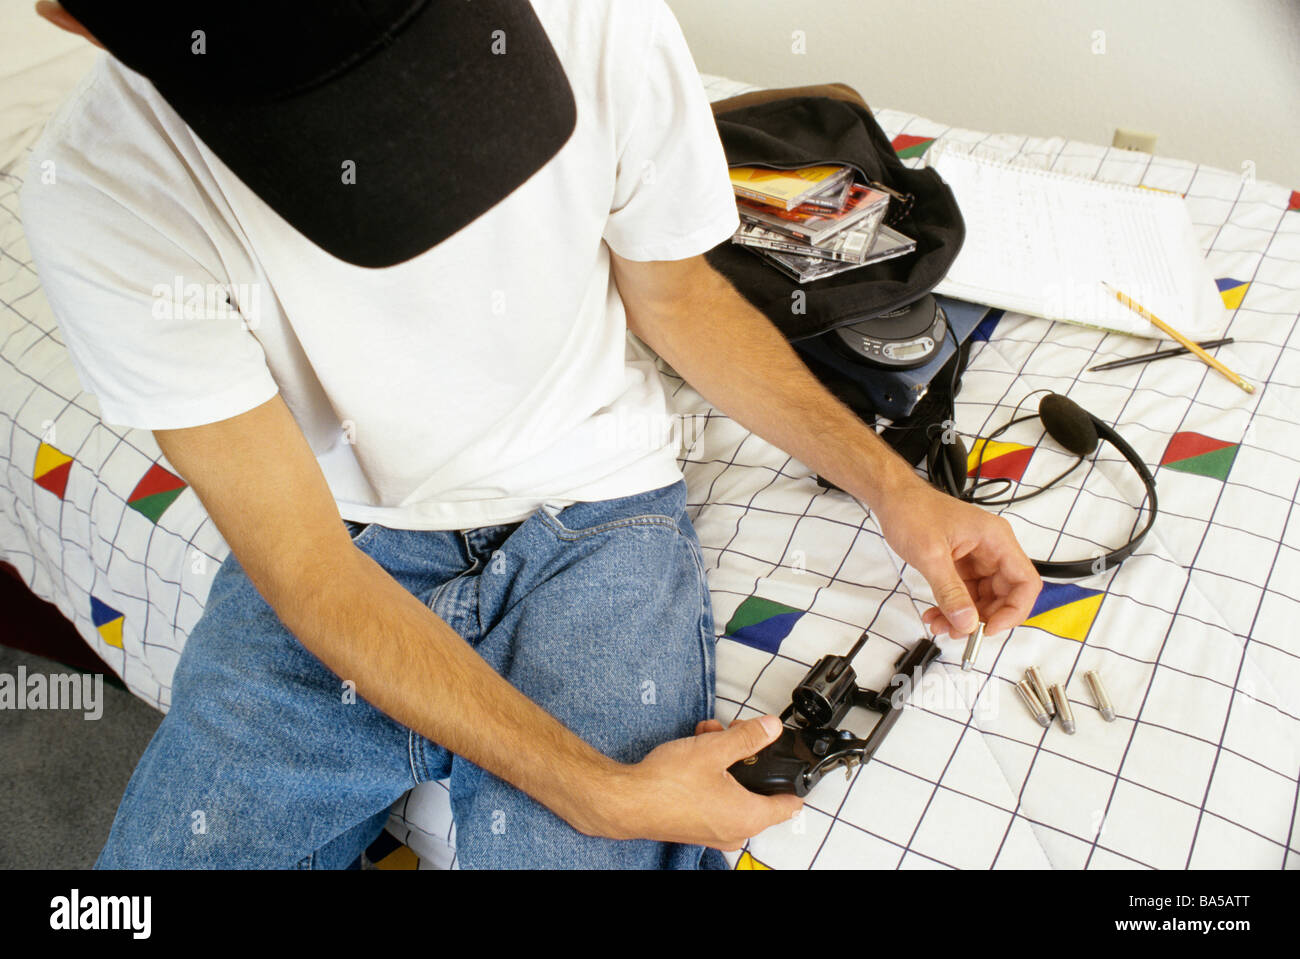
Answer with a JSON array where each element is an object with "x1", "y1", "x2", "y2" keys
[
  {"x1": 536, "y1": 480, "x2": 686, "y2": 540},
  {"x1": 343, "y1": 519, "x2": 381, "y2": 549}
]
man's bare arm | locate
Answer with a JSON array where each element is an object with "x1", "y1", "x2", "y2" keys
[
  {"x1": 610, "y1": 251, "x2": 1040, "y2": 636},
  {"x1": 153, "y1": 393, "x2": 799, "y2": 848}
]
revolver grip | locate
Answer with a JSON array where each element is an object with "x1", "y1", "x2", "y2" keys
[{"x1": 726, "y1": 727, "x2": 813, "y2": 796}]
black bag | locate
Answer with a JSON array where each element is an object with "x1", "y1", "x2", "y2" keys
[
  {"x1": 705, "y1": 83, "x2": 966, "y2": 342},
  {"x1": 703, "y1": 84, "x2": 971, "y2": 465}
]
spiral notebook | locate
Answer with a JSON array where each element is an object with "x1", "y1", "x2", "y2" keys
[{"x1": 929, "y1": 149, "x2": 1228, "y2": 339}]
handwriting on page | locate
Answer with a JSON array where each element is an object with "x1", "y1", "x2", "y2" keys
[{"x1": 932, "y1": 151, "x2": 1213, "y2": 337}]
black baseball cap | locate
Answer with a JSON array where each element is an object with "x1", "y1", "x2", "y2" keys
[{"x1": 61, "y1": 0, "x2": 577, "y2": 268}]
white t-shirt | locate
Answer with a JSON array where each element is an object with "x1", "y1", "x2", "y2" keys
[{"x1": 21, "y1": 0, "x2": 739, "y2": 530}]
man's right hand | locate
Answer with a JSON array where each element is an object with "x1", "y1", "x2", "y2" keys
[{"x1": 590, "y1": 715, "x2": 804, "y2": 851}]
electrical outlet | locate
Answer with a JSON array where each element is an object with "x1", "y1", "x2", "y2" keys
[{"x1": 1113, "y1": 128, "x2": 1158, "y2": 153}]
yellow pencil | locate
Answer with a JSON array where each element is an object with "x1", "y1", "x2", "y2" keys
[{"x1": 1101, "y1": 283, "x2": 1255, "y2": 394}]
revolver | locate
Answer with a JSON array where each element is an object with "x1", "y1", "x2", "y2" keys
[{"x1": 728, "y1": 633, "x2": 941, "y2": 796}]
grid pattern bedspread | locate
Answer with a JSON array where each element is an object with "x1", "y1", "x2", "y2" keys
[
  {"x1": 2, "y1": 74, "x2": 1297, "y2": 869},
  {"x1": 680, "y1": 77, "x2": 1300, "y2": 870}
]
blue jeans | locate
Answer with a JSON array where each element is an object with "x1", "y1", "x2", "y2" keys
[{"x1": 95, "y1": 479, "x2": 728, "y2": 869}]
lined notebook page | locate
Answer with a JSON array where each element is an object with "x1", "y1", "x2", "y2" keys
[{"x1": 930, "y1": 150, "x2": 1228, "y2": 339}]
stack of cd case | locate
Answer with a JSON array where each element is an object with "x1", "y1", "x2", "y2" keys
[
  {"x1": 738, "y1": 223, "x2": 920, "y2": 283},
  {"x1": 735, "y1": 222, "x2": 917, "y2": 284},
  {"x1": 728, "y1": 165, "x2": 917, "y2": 284}
]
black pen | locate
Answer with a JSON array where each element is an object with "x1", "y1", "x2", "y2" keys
[{"x1": 1089, "y1": 338, "x2": 1234, "y2": 373}]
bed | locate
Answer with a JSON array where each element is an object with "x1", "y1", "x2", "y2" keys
[{"x1": 2, "y1": 64, "x2": 1297, "y2": 870}]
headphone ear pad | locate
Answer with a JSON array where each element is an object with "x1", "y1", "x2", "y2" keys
[{"x1": 938, "y1": 434, "x2": 969, "y2": 496}]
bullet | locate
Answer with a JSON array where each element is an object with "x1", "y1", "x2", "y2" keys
[
  {"x1": 1049, "y1": 684, "x2": 1075, "y2": 734},
  {"x1": 960, "y1": 621, "x2": 985, "y2": 672},
  {"x1": 1085, "y1": 670, "x2": 1116, "y2": 722},
  {"x1": 1026, "y1": 666, "x2": 1055, "y2": 717},
  {"x1": 1016, "y1": 680, "x2": 1051, "y2": 727}
]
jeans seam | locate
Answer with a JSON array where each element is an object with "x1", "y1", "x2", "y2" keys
[
  {"x1": 682, "y1": 529, "x2": 717, "y2": 720},
  {"x1": 408, "y1": 729, "x2": 427, "y2": 784},
  {"x1": 536, "y1": 509, "x2": 679, "y2": 541},
  {"x1": 426, "y1": 563, "x2": 479, "y2": 616}
]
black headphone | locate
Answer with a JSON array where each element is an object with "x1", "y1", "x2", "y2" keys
[{"x1": 925, "y1": 392, "x2": 1158, "y2": 579}]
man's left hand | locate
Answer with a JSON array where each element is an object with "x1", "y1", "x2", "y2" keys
[
  {"x1": 606, "y1": 251, "x2": 1042, "y2": 638},
  {"x1": 872, "y1": 481, "x2": 1042, "y2": 638}
]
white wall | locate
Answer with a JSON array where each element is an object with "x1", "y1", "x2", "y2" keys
[{"x1": 667, "y1": 0, "x2": 1300, "y2": 186}]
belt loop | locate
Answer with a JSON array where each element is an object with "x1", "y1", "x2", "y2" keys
[{"x1": 457, "y1": 528, "x2": 478, "y2": 572}]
